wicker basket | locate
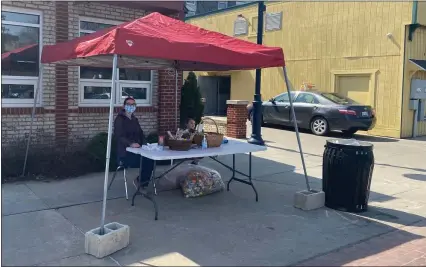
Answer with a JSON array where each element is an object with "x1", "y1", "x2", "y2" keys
[
  {"x1": 194, "y1": 117, "x2": 224, "y2": 148},
  {"x1": 167, "y1": 139, "x2": 193, "y2": 151},
  {"x1": 205, "y1": 132, "x2": 223, "y2": 148},
  {"x1": 192, "y1": 133, "x2": 204, "y2": 146}
]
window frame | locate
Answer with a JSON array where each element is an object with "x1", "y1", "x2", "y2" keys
[
  {"x1": 274, "y1": 92, "x2": 295, "y2": 102},
  {"x1": 294, "y1": 93, "x2": 320, "y2": 104},
  {"x1": 1, "y1": 6, "x2": 43, "y2": 107},
  {"x1": 78, "y1": 17, "x2": 153, "y2": 107},
  {"x1": 217, "y1": 1, "x2": 228, "y2": 10}
]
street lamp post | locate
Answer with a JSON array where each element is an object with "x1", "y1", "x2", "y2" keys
[{"x1": 248, "y1": 1, "x2": 266, "y2": 146}]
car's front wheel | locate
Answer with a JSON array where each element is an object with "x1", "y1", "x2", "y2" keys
[{"x1": 310, "y1": 116, "x2": 329, "y2": 136}]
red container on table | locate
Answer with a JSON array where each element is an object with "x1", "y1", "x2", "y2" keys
[{"x1": 158, "y1": 135, "x2": 165, "y2": 146}]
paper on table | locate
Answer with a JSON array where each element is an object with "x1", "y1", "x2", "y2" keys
[{"x1": 142, "y1": 143, "x2": 163, "y2": 151}]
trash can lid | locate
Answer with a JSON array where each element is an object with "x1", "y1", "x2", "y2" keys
[{"x1": 326, "y1": 138, "x2": 373, "y2": 148}]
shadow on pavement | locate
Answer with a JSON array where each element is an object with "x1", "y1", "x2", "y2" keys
[
  {"x1": 357, "y1": 206, "x2": 425, "y2": 226},
  {"x1": 376, "y1": 163, "x2": 426, "y2": 173},
  {"x1": 266, "y1": 143, "x2": 322, "y2": 158},
  {"x1": 404, "y1": 173, "x2": 426, "y2": 181},
  {"x1": 263, "y1": 124, "x2": 400, "y2": 143},
  {"x1": 1, "y1": 151, "x2": 424, "y2": 266}
]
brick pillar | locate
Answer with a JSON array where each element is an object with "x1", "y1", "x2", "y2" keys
[
  {"x1": 158, "y1": 70, "x2": 182, "y2": 135},
  {"x1": 55, "y1": 1, "x2": 69, "y2": 145},
  {"x1": 226, "y1": 100, "x2": 249, "y2": 139}
]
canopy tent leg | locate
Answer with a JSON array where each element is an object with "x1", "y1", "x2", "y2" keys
[
  {"x1": 100, "y1": 54, "x2": 118, "y2": 235},
  {"x1": 248, "y1": 1, "x2": 266, "y2": 146},
  {"x1": 282, "y1": 66, "x2": 311, "y2": 192},
  {"x1": 22, "y1": 65, "x2": 44, "y2": 177},
  {"x1": 175, "y1": 69, "x2": 178, "y2": 129}
]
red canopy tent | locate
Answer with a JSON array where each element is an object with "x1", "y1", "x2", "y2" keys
[
  {"x1": 26, "y1": 12, "x2": 308, "y2": 233},
  {"x1": 2, "y1": 43, "x2": 38, "y2": 61},
  {"x1": 40, "y1": 12, "x2": 285, "y2": 70},
  {"x1": 2, "y1": 44, "x2": 39, "y2": 73}
]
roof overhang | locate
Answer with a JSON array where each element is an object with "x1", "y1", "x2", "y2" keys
[
  {"x1": 93, "y1": 1, "x2": 184, "y2": 16},
  {"x1": 409, "y1": 59, "x2": 426, "y2": 71}
]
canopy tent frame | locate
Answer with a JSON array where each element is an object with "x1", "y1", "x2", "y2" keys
[{"x1": 22, "y1": 12, "x2": 311, "y2": 234}]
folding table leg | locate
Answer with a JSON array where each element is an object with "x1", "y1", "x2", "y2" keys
[
  {"x1": 131, "y1": 158, "x2": 159, "y2": 220},
  {"x1": 149, "y1": 161, "x2": 159, "y2": 220},
  {"x1": 248, "y1": 152, "x2": 258, "y2": 202},
  {"x1": 212, "y1": 153, "x2": 259, "y2": 202},
  {"x1": 227, "y1": 154, "x2": 236, "y2": 191}
]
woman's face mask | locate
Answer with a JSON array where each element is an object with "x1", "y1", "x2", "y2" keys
[{"x1": 125, "y1": 104, "x2": 136, "y2": 114}]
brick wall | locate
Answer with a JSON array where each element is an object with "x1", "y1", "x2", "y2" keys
[
  {"x1": 158, "y1": 69, "x2": 183, "y2": 135},
  {"x1": 226, "y1": 101, "x2": 249, "y2": 139},
  {"x1": 1, "y1": 1, "x2": 56, "y2": 147},
  {"x1": 1, "y1": 1, "x2": 182, "y2": 148}
]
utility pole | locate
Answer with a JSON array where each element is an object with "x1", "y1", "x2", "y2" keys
[{"x1": 248, "y1": 1, "x2": 266, "y2": 146}]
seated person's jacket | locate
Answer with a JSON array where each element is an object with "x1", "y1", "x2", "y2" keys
[{"x1": 114, "y1": 109, "x2": 145, "y2": 160}]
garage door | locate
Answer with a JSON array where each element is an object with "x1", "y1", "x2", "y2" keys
[{"x1": 337, "y1": 75, "x2": 372, "y2": 105}]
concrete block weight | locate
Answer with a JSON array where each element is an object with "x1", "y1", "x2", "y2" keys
[
  {"x1": 85, "y1": 222, "x2": 130, "y2": 258},
  {"x1": 294, "y1": 190, "x2": 325, "y2": 211}
]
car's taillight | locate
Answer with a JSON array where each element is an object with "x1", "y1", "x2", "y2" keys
[
  {"x1": 339, "y1": 109, "x2": 357, "y2": 116},
  {"x1": 371, "y1": 108, "x2": 376, "y2": 117}
]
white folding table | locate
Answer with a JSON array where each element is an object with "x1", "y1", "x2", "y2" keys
[{"x1": 127, "y1": 138, "x2": 266, "y2": 220}]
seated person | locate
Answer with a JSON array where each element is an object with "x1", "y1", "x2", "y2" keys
[
  {"x1": 183, "y1": 117, "x2": 202, "y2": 165},
  {"x1": 114, "y1": 97, "x2": 155, "y2": 189}
]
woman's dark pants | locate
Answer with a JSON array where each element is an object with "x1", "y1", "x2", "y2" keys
[{"x1": 119, "y1": 152, "x2": 155, "y2": 185}]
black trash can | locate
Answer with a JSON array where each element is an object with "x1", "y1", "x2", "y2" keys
[{"x1": 322, "y1": 139, "x2": 374, "y2": 212}]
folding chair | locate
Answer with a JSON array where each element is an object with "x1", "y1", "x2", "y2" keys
[{"x1": 108, "y1": 158, "x2": 132, "y2": 200}]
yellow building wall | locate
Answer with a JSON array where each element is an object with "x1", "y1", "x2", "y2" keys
[
  {"x1": 187, "y1": 2, "x2": 413, "y2": 138},
  {"x1": 401, "y1": 26, "x2": 426, "y2": 138},
  {"x1": 417, "y1": 1, "x2": 426, "y2": 25}
]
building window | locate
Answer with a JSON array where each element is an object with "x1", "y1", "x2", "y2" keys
[
  {"x1": 234, "y1": 17, "x2": 248, "y2": 36},
  {"x1": 78, "y1": 17, "x2": 152, "y2": 106},
  {"x1": 1, "y1": 7, "x2": 42, "y2": 107},
  {"x1": 218, "y1": 1, "x2": 228, "y2": 10},
  {"x1": 265, "y1": 12, "x2": 283, "y2": 31},
  {"x1": 185, "y1": 1, "x2": 197, "y2": 17}
]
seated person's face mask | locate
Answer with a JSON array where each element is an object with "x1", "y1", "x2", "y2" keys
[{"x1": 125, "y1": 105, "x2": 136, "y2": 113}]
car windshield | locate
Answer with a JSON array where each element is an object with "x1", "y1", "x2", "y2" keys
[{"x1": 321, "y1": 93, "x2": 359, "y2": 105}]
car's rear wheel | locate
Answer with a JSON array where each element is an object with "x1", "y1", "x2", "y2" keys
[
  {"x1": 342, "y1": 129, "x2": 358, "y2": 136},
  {"x1": 310, "y1": 116, "x2": 329, "y2": 136}
]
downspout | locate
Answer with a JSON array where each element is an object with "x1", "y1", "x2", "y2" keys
[
  {"x1": 400, "y1": 25, "x2": 407, "y2": 138},
  {"x1": 412, "y1": 0, "x2": 418, "y2": 25},
  {"x1": 409, "y1": 1, "x2": 420, "y2": 40},
  {"x1": 411, "y1": 1, "x2": 419, "y2": 138}
]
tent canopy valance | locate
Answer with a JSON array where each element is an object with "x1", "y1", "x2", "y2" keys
[{"x1": 40, "y1": 12, "x2": 285, "y2": 71}]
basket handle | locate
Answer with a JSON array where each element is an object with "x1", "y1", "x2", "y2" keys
[{"x1": 201, "y1": 117, "x2": 219, "y2": 133}]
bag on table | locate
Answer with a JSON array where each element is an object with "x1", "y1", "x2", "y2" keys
[{"x1": 180, "y1": 164, "x2": 225, "y2": 198}]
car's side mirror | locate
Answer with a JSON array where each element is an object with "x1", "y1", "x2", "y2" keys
[{"x1": 269, "y1": 98, "x2": 275, "y2": 103}]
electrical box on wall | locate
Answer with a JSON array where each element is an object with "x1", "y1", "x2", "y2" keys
[
  {"x1": 410, "y1": 79, "x2": 426, "y2": 99},
  {"x1": 409, "y1": 99, "x2": 419, "y2": 110}
]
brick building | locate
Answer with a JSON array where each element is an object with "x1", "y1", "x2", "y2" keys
[{"x1": 1, "y1": 1, "x2": 184, "y2": 148}]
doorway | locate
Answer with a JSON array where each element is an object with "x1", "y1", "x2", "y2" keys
[
  {"x1": 198, "y1": 76, "x2": 231, "y2": 116},
  {"x1": 337, "y1": 75, "x2": 372, "y2": 105}
]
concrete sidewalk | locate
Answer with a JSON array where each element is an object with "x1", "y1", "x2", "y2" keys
[
  {"x1": 2, "y1": 127, "x2": 426, "y2": 266},
  {"x1": 297, "y1": 220, "x2": 426, "y2": 266}
]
